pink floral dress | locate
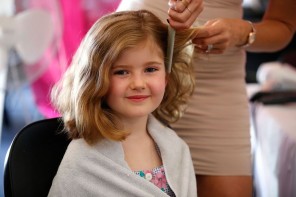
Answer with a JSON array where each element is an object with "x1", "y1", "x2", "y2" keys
[{"x1": 134, "y1": 165, "x2": 175, "y2": 197}]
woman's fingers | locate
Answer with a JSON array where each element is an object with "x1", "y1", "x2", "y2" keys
[
  {"x1": 168, "y1": 0, "x2": 203, "y2": 29},
  {"x1": 195, "y1": 42, "x2": 227, "y2": 54},
  {"x1": 192, "y1": 19, "x2": 237, "y2": 54}
]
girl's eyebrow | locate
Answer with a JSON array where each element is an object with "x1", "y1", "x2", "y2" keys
[
  {"x1": 145, "y1": 61, "x2": 164, "y2": 65},
  {"x1": 111, "y1": 64, "x2": 131, "y2": 69},
  {"x1": 113, "y1": 61, "x2": 164, "y2": 68}
]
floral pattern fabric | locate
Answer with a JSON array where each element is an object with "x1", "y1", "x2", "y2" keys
[{"x1": 134, "y1": 165, "x2": 175, "y2": 197}]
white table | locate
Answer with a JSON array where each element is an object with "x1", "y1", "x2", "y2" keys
[{"x1": 248, "y1": 85, "x2": 296, "y2": 197}]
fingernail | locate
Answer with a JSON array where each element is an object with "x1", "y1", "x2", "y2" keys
[{"x1": 168, "y1": 2, "x2": 176, "y2": 10}]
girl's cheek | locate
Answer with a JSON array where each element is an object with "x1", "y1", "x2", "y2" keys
[{"x1": 151, "y1": 79, "x2": 166, "y2": 92}]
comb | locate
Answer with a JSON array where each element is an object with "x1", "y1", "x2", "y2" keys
[{"x1": 167, "y1": 25, "x2": 175, "y2": 73}]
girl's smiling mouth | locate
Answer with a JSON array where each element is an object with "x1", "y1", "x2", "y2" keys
[{"x1": 126, "y1": 95, "x2": 150, "y2": 101}]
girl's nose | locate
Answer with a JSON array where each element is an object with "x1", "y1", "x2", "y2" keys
[{"x1": 130, "y1": 74, "x2": 146, "y2": 90}]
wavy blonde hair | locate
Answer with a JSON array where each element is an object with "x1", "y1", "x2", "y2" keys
[{"x1": 51, "y1": 10, "x2": 198, "y2": 144}]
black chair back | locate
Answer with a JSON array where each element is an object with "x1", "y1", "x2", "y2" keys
[{"x1": 4, "y1": 118, "x2": 71, "y2": 197}]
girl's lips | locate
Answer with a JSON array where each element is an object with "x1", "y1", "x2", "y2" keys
[{"x1": 126, "y1": 95, "x2": 149, "y2": 101}]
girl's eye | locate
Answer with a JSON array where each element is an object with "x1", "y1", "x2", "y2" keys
[
  {"x1": 145, "y1": 67, "x2": 158, "y2": 73},
  {"x1": 113, "y1": 70, "x2": 129, "y2": 75}
]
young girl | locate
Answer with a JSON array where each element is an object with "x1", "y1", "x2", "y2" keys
[{"x1": 48, "y1": 10, "x2": 197, "y2": 197}]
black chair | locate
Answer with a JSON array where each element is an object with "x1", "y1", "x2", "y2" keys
[{"x1": 3, "y1": 118, "x2": 71, "y2": 197}]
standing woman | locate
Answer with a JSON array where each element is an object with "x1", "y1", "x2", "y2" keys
[{"x1": 117, "y1": 0, "x2": 296, "y2": 197}]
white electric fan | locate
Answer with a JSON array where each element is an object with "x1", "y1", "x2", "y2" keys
[{"x1": 0, "y1": 8, "x2": 54, "y2": 141}]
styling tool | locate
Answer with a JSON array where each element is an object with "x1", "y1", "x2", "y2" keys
[{"x1": 167, "y1": 25, "x2": 175, "y2": 73}]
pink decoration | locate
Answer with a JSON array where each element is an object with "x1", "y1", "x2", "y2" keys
[{"x1": 16, "y1": 0, "x2": 121, "y2": 117}]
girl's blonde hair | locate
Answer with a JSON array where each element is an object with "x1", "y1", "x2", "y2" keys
[{"x1": 51, "y1": 10, "x2": 197, "y2": 144}]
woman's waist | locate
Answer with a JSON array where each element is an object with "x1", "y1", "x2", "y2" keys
[{"x1": 193, "y1": 46, "x2": 245, "y2": 65}]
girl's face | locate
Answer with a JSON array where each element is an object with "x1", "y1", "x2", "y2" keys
[{"x1": 106, "y1": 39, "x2": 167, "y2": 120}]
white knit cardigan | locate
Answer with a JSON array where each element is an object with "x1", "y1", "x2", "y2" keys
[{"x1": 48, "y1": 115, "x2": 197, "y2": 197}]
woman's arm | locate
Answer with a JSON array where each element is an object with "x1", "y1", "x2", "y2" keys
[
  {"x1": 193, "y1": 0, "x2": 296, "y2": 54},
  {"x1": 247, "y1": 0, "x2": 296, "y2": 52}
]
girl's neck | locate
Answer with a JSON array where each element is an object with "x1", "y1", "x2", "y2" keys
[
  {"x1": 120, "y1": 115, "x2": 149, "y2": 139},
  {"x1": 121, "y1": 115, "x2": 162, "y2": 171}
]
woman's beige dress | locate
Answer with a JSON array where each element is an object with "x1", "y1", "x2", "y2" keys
[{"x1": 117, "y1": 0, "x2": 251, "y2": 176}]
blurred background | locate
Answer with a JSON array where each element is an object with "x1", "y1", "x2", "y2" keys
[
  {"x1": 0, "y1": 0, "x2": 121, "y2": 196},
  {"x1": 0, "y1": 0, "x2": 295, "y2": 196}
]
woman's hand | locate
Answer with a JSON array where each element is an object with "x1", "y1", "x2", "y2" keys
[
  {"x1": 193, "y1": 18, "x2": 252, "y2": 54},
  {"x1": 167, "y1": 0, "x2": 203, "y2": 30}
]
